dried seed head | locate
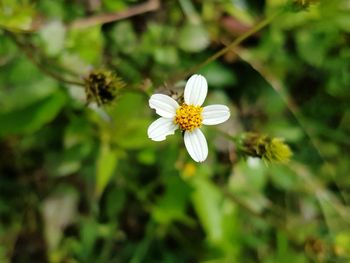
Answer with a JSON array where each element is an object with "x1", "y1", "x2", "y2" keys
[{"x1": 84, "y1": 70, "x2": 125, "y2": 106}]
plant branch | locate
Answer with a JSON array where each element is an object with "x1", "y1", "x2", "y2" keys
[
  {"x1": 168, "y1": 7, "x2": 285, "y2": 85},
  {"x1": 6, "y1": 31, "x2": 85, "y2": 87},
  {"x1": 70, "y1": 0, "x2": 160, "y2": 29},
  {"x1": 190, "y1": 10, "x2": 282, "y2": 74}
]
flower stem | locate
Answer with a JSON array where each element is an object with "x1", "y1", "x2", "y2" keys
[
  {"x1": 189, "y1": 10, "x2": 283, "y2": 74},
  {"x1": 5, "y1": 31, "x2": 85, "y2": 87},
  {"x1": 217, "y1": 129, "x2": 239, "y2": 144},
  {"x1": 169, "y1": 7, "x2": 285, "y2": 85}
]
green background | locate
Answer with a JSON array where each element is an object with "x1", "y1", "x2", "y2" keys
[{"x1": 0, "y1": 0, "x2": 350, "y2": 262}]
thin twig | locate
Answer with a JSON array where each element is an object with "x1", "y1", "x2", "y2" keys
[
  {"x1": 168, "y1": 8, "x2": 284, "y2": 85},
  {"x1": 188, "y1": 9, "x2": 284, "y2": 75},
  {"x1": 70, "y1": 0, "x2": 160, "y2": 29},
  {"x1": 6, "y1": 31, "x2": 85, "y2": 87}
]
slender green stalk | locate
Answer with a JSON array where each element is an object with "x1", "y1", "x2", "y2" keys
[
  {"x1": 188, "y1": 10, "x2": 282, "y2": 75},
  {"x1": 217, "y1": 129, "x2": 238, "y2": 142},
  {"x1": 169, "y1": 7, "x2": 285, "y2": 85},
  {"x1": 6, "y1": 31, "x2": 85, "y2": 87}
]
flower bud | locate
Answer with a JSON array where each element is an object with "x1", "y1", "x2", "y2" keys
[
  {"x1": 239, "y1": 133, "x2": 292, "y2": 164},
  {"x1": 292, "y1": 0, "x2": 319, "y2": 10}
]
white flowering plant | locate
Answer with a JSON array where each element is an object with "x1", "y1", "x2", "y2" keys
[
  {"x1": 3, "y1": 0, "x2": 347, "y2": 262},
  {"x1": 147, "y1": 74, "x2": 230, "y2": 162}
]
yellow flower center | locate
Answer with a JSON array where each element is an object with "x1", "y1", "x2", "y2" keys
[{"x1": 174, "y1": 104, "x2": 203, "y2": 131}]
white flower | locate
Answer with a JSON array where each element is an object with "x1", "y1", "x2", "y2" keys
[{"x1": 147, "y1": 74, "x2": 230, "y2": 162}]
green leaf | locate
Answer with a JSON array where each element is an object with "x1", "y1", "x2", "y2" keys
[
  {"x1": 105, "y1": 188, "x2": 126, "y2": 219},
  {"x1": 137, "y1": 149, "x2": 156, "y2": 165},
  {"x1": 178, "y1": 23, "x2": 210, "y2": 53},
  {"x1": 78, "y1": 218, "x2": 99, "y2": 261},
  {"x1": 335, "y1": 232, "x2": 350, "y2": 258},
  {"x1": 152, "y1": 176, "x2": 192, "y2": 225},
  {"x1": 0, "y1": 0, "x2": 35, "y2": 31},
  {"x1": 0, "y1": 78, "x2": 58, "y2": 112},
  {"x1": 111, "y1": 21, "x2": 137, "y2": 54},
  {"x1": 114, "y1": 119, "x2": 152, "y2": 150},
  {"x1": 199, "y1": 62, "x2": 237, "y2": 88},
  {"x1": 191, "y1": 176, "x2": 241, "y2": 255},
  {"x1": 153, "y1": 46, "x2": 178, "y2": 66},
  {"x1": 295, "y1": 28, "x2": 338, "y2": 66},
  {"x1": 110, "y1": 93, "x2": 152, "y2": 150},
  {"x1": 0, "y1": 91, "x2": 66, "y2": 137},
  {"x1": 191, "y1": 177, "x2": 223, "y2": 242},
  {"x1": 228, "y1": 160, "x2": 269, "y2": 214},
  {"x1": 48, "y1": 143, "x2": 92, "y2": 177},
  {"x1": 39, "y1": 20, "x2": 66, "y2": 56},
  {"x1": 102, "y1": 0, "x2": 126, "y2": 11},
  {"x1": 95, "y1": 143, "x2": 118, "y2": 197},
  {"x1": 66, "y1": 25, "x2": 104, "y2": 64}
]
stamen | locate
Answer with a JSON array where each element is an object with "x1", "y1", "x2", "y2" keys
[{"x1": 174, "y1": 104, "x2": 203, "y2": 131}]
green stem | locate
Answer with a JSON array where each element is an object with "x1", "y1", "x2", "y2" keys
[
  {"x1": 169, "y1": 7, "x2": 285, "y2": 85},
  {"x1": 189, "y1": 10, "x2": 282, "y2": 74},
  {"x1": 6, "y1": 31, "x2": 85, "y2": 87},
  {"x1": 123, "y1": 84, "x2": 152, "y2": 98},
  {"x1": 217, "y1": 129, "x2": 239, "y2": 144}
]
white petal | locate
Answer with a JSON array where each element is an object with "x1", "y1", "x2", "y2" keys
[
  {"x1": 149, "y1": 94, "x2": 179, "y2": 118},
  {"x1": 202, "y1": 104, "x2": 230, "y2": 125},
  {"x1": 147, "y1": 117, "x2": 178, "y2": 141},
  {"x1": 184, "y1": 129, "x2": 208, "y2": 162},
  {"x1": 184, "y1": 74, "x2": 208, "y2": 106}
]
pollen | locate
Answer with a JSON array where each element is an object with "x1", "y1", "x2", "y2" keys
[{"x1": 175, "y1": 104, "x2": 203, "y2": 131}]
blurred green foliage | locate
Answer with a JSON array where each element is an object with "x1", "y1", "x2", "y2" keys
[{"x1": 0, "y1": 0, "x2": 350, "y2": 262}]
